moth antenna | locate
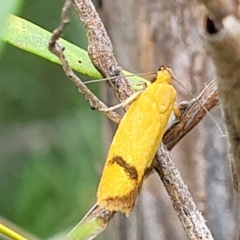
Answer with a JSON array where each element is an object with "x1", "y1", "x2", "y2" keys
[
  {"x1": 173, "y1": 77, "x2": 225, "y2": 136},
  {"x1": 83, "y1": 72, "x2": 156, "y2": 84},
  {"x1": 166, "y1": 67, "x2": 177, "y2": 80}
]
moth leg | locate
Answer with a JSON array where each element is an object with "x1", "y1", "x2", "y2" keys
[
  {"x1": 165, "y1": 103, "x2": 181, "y2": 130},
  {"x1": 101, "y1": 90, "x2": 143, "y2": 112},
  {"x1": 173, "y1": 102, "x2": 182, "y2": 120}
]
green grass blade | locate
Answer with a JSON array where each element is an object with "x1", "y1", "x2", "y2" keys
[{"x1": 0, "y1": 223, "x2": 27, "y2": 240}]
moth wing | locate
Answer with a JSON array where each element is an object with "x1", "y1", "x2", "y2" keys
[{"x1": 97, "y1": 84, "x2": 177, "y2": 215}]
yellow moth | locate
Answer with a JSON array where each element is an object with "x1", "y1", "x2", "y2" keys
[{"x1": 97, "y1": 66, "x2": 180, "y2": 216}]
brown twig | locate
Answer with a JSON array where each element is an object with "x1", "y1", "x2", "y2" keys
[
  {"x1": 71, "y1": 0, "x2": 134, "y2": 103},
  {"x1": 163, "y1": 78, "x2": 219, "y2": 149},
  {"x1": 48, "y1": 0, "x2": 121, "y2": 124},
  {"x1": 155, "y1": 144, "x2": 213, "y2": 239}
]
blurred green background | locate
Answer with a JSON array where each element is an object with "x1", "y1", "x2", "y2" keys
[{"x1": 0, "y1": 1, "x2": 104, "y2": 238}]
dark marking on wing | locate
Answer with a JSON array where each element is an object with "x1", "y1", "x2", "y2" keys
[{"x1": 108, "y1": 156, "x2": 138, "y2": 181}]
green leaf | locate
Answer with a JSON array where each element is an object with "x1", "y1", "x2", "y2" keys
[
  {"x1": 0, "y1": 1, "x2": 23, "y2": 53},
  {"x1": 2, "y1": 14, "x2": 102, "y2": 79},
  {"x1": 1, "y1": 14, "x2": 148, "y2": 89}
]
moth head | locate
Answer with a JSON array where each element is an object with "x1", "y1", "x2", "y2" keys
[{"x1": 153, "y1": 66, "x2": 173, "y2": 85}]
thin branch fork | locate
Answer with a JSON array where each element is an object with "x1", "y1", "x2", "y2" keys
[
  {"x1": 48, "y1": 0, "x2": 121, "y2": 124},
  {"x1": 72, "y1": 0, "x2": 134, "y2": 104},
  {"x1": 164, "y1": 78, "x2": 219, "y2": 149},
  {"x1": 49, "y1": 0, "x2": 216, "y2": 239}
]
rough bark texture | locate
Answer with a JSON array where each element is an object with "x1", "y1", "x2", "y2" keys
[
  {"x1": 96, "y1": 1, "x2": 237, "y2": 239},
  {"x1": 200, "y1": 2, "x2": 240, "y2": 238}
]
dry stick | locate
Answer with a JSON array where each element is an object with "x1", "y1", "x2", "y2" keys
[
  {"x1": 164, "y1": 78, "x2": 219, "y2": 149},
  {"x1": 69, "y1": 1, "x2": 214, "y2": 239},
  {"x1": 48, "y1": 0, "x2": 121, "y2": 124},
  {"x1": 200, "y1": 6, "x2": 240, "y2": 238},
  {"x1": 155, "y1": 144, "x2": 213, "y2": 240},
  {"x1": 71, "y1": 0, "x2": 134, "y2": 103},
  {"x1": 158, "y1": 80, "x2": 219, "y2": 239}
]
